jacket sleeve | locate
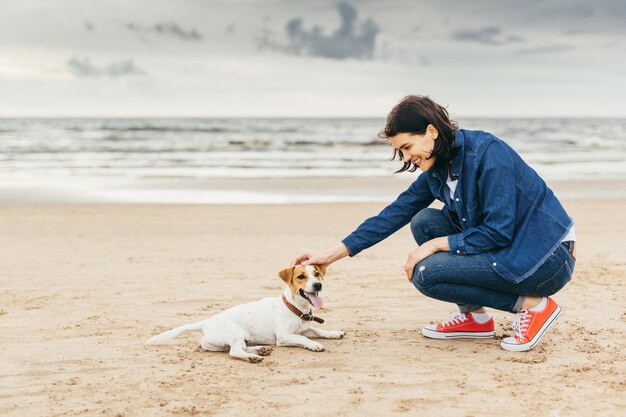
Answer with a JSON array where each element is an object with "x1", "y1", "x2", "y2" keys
[
  {"x1": 341, "y1": 174, "x2": 434, "y2": 256},
  {"x1": 448, "y1": 141, "x2": 516, "y2": 255}
]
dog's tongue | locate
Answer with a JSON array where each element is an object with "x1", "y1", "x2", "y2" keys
[{"x1": 308, "y1": 293, "x2": 324, "y2": 309}]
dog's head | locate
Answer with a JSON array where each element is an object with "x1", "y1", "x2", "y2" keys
[{"x1": 278, "y1": 265, "x2": 326, "y2": 309}]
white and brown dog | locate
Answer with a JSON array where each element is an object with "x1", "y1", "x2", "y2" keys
[{"x1": 146, "y1": 265, "x2": 345, "y2": 363}]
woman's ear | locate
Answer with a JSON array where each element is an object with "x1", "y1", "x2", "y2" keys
[{"x1": 428, "y1": 124, "x2": 439, "y2": 140}]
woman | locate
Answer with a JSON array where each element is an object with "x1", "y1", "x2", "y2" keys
[{"x1": 291, "y1": 95, "x2": 576, "y2": 352}]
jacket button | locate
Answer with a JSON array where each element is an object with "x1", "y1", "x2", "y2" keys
[
  {"x1": 462, "y1": 218, "x2": 466, "y2": 222},
  {"x1": 455, "y1": 198, "x2": 459, "y2": 202},
  {"x1": 492, "y1": 262, "x2": 497, "y2": 266},
  {"x1": 456, "y1": 250, "x2": 460, "y2": 254}
]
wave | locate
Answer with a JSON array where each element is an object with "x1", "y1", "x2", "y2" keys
[
  {"x1": 1, "y1": 117, "x2": 625, "y2": 182},
  {"x1": 64, "y1": 125, "x2": 306, "y2": 134},
  {"x1": 96, "y1": 126, "x2": 233, "y2": 133}
]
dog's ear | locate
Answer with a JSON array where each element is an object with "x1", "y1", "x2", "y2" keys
[
  {"x1": 278, "y1": 267, "x2": 294, "y2": 284},
  {"x1": 313, "y1": 264, "x2": 327, "y2": 277}
]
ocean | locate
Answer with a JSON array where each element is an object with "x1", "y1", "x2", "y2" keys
[{"x1": 1, "y1": 117, "x2": 625, "y2": 203}]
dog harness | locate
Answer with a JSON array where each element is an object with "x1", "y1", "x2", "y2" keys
[{"x1": 282, "y1": 295, "x2": 324, "y2": 324}]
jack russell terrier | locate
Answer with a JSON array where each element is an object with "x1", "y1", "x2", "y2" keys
[{"x1": 146, "y1": 265, "x2": 345, "y2": 363}]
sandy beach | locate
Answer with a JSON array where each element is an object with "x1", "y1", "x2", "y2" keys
[
  {"x1": 1, "y1": 181, "x2": 625, "y2": 416},
  {"x1": 4, "y1": 0, "x2": 626, "y2": 414}
]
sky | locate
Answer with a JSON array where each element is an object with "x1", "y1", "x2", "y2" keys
[{"x1": 0, "y1": 0, "x2": 625, "y2": 117}]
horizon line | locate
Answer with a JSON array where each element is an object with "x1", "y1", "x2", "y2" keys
[{"x1": 2, "y1": 114, "x2": 626, "y2": 119}]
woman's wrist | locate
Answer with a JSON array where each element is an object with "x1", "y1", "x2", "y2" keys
[
  {"x1": 430, "y1": 236, "x2": 450, "y2": 252},
  {"x1": 324, "y1": 243, "x2": 350, "y2": 265}
]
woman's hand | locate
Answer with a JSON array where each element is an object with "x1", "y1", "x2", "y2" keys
[
  {"x1": 405, "y1": 237, "x2": 450, "y2": 282},
  {"x1": 291, "y1": 252, "x2": 327, "y2": 267},
  {"x1": 291, "y1": 243, "x2": 350, "y2": 268}
]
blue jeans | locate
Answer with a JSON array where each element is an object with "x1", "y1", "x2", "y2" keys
[{"x1": 410, "y1": 208, "x2": 575, "y2": 313}]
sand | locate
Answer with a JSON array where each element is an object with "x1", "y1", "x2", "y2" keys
[{"x1": 1, "y1": 195, "x2": 625, "y2": 416}]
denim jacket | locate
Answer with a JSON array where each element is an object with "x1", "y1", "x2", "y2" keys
[{"x1": 341, "y1": 129, "x2": 574, "y2": 283}]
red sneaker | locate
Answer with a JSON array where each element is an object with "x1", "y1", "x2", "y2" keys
[
  {"x1": 501, "y1": 297, "x2": 562, "y2": 352},
  {"x1": 422, "y1": 312, "x2": 495, "y2": 339}
]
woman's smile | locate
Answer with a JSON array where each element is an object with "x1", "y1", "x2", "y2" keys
[{"x1": 389, "y1": 130, "x2": 438, "y2": 172}]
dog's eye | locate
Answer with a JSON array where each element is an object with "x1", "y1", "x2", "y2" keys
[
  {"x1": 314, "y1": 272, "x2": 320, "y2": 277},
  {"x1": 297, "y1": 275, "x2": 306, "y2": 279}
]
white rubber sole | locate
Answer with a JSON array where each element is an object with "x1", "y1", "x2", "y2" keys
[
  {"x1": 421, "y1": 325, "x2": 495, "y2": 339},
  {"x1": 500, "y1": 305, "x2": 563, "y2": 352}
]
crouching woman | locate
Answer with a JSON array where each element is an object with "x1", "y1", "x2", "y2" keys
[{"x1": 292, "y1": 95, "x2": 576, "y2": 352}]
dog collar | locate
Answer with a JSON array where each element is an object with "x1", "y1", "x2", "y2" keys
[{"x1": 282, "y1": 295, "x2": 324, "y2": 324}]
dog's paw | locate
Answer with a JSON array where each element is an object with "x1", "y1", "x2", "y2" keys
[
  {"x1": 305, "y1": 342, "x2": 325, "y2": 352},
  {"x1": 326, "y1": 330, "x2": 346, "y2": 339},
  {"x1": 256, "y1": 346, "x2": 273, "y2": 356},
  {"x1": 247, "y1": 355, "x2": 264, "y2": 363}
]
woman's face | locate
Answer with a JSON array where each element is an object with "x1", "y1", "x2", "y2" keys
[{"x1": 389, "y1": 126, "x2": 438, "y2": 172}]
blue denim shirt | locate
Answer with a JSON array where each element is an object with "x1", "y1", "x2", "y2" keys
[{"x1": 341, "y1": 129, "x2": 574, "y2": 283}]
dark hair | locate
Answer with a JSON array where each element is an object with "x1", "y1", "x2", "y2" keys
[{"x1": 379, "y1": 95, "x2": 459, "y2": 173}]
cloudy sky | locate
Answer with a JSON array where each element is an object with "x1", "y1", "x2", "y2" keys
[{"x1": 1, "y1": 0, "x2": 625, "y2": 117}]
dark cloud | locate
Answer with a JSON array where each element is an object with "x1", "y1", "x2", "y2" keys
[
  {"x1": 154, "y1": 22, "x2": 202, "y2": 41},
  {"x1": 451, "y1": 26, "x2": 524, "y2": 45},
  {"x1": 66, "y1": 56, "x2": 146, "y2": 77},
  {"x1": 124, "y1": 22, "x2": 151, "y2": 44},
  {"x1": 125, "y1": 21, "x2": 203, "y2": 42},
  {"x1": 259, "y1": 2, "x2": 380, "y2": 60}
]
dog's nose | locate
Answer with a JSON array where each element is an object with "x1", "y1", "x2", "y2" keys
[{"x1": 313, "y1": 282, "x2": 322, "y2": 292}]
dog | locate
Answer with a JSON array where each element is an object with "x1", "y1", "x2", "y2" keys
[{"x1": 146, "y1": 265, "x2": 345, "y2": 363}]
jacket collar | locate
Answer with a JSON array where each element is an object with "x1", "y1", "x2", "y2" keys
[
  {"x1": 432, "y1": 129, "x2": 464, "y2": 180},
  {"x1": 450, "y1": 129, "x2": 465, "y2": 179}
]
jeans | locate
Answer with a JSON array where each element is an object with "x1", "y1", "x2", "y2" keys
[{"x1": 410, "y1": 208, "x2": 575, "y2": 313}]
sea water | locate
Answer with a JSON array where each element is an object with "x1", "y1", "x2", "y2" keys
[{"x1": 1, "y1": 117, "x2": 624, "y2": 203}]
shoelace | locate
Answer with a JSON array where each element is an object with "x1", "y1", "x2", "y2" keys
[
  {"x1": 441, "y1": 311, "x2": 468, "y2": 328},
  {"x1": 512, "y1": 309, "x2": 531, "y2": 340}
]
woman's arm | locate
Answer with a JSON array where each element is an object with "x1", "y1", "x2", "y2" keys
[
  {"x1": 341, "y1": 174, "x2": 435, "y2": 257},
  {"x1": 292, "y1": 174, "x2": 434, "y2": 268}
]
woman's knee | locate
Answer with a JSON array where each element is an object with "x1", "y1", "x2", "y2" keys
[
  {"x1": 411, "y1": 262, "x2": 434, "y2": 294},
  {"x1": 410, "y1": 208, "x2": 442, "y2": 245}
]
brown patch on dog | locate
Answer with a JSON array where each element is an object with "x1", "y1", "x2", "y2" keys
[
  {"x1": 312, "y1": 264, "x2": 326, "y2": 280},
  {"x1": 278, "y1": 267, "x2": 294, "y2": 284},
  {"x1": 278, "y1": 265, "x2": 311, "y2": 295}
]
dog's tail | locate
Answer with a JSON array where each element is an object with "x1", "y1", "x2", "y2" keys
[{"x1": 145, "y1": 321, "x2": 204, "y2": 345}]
